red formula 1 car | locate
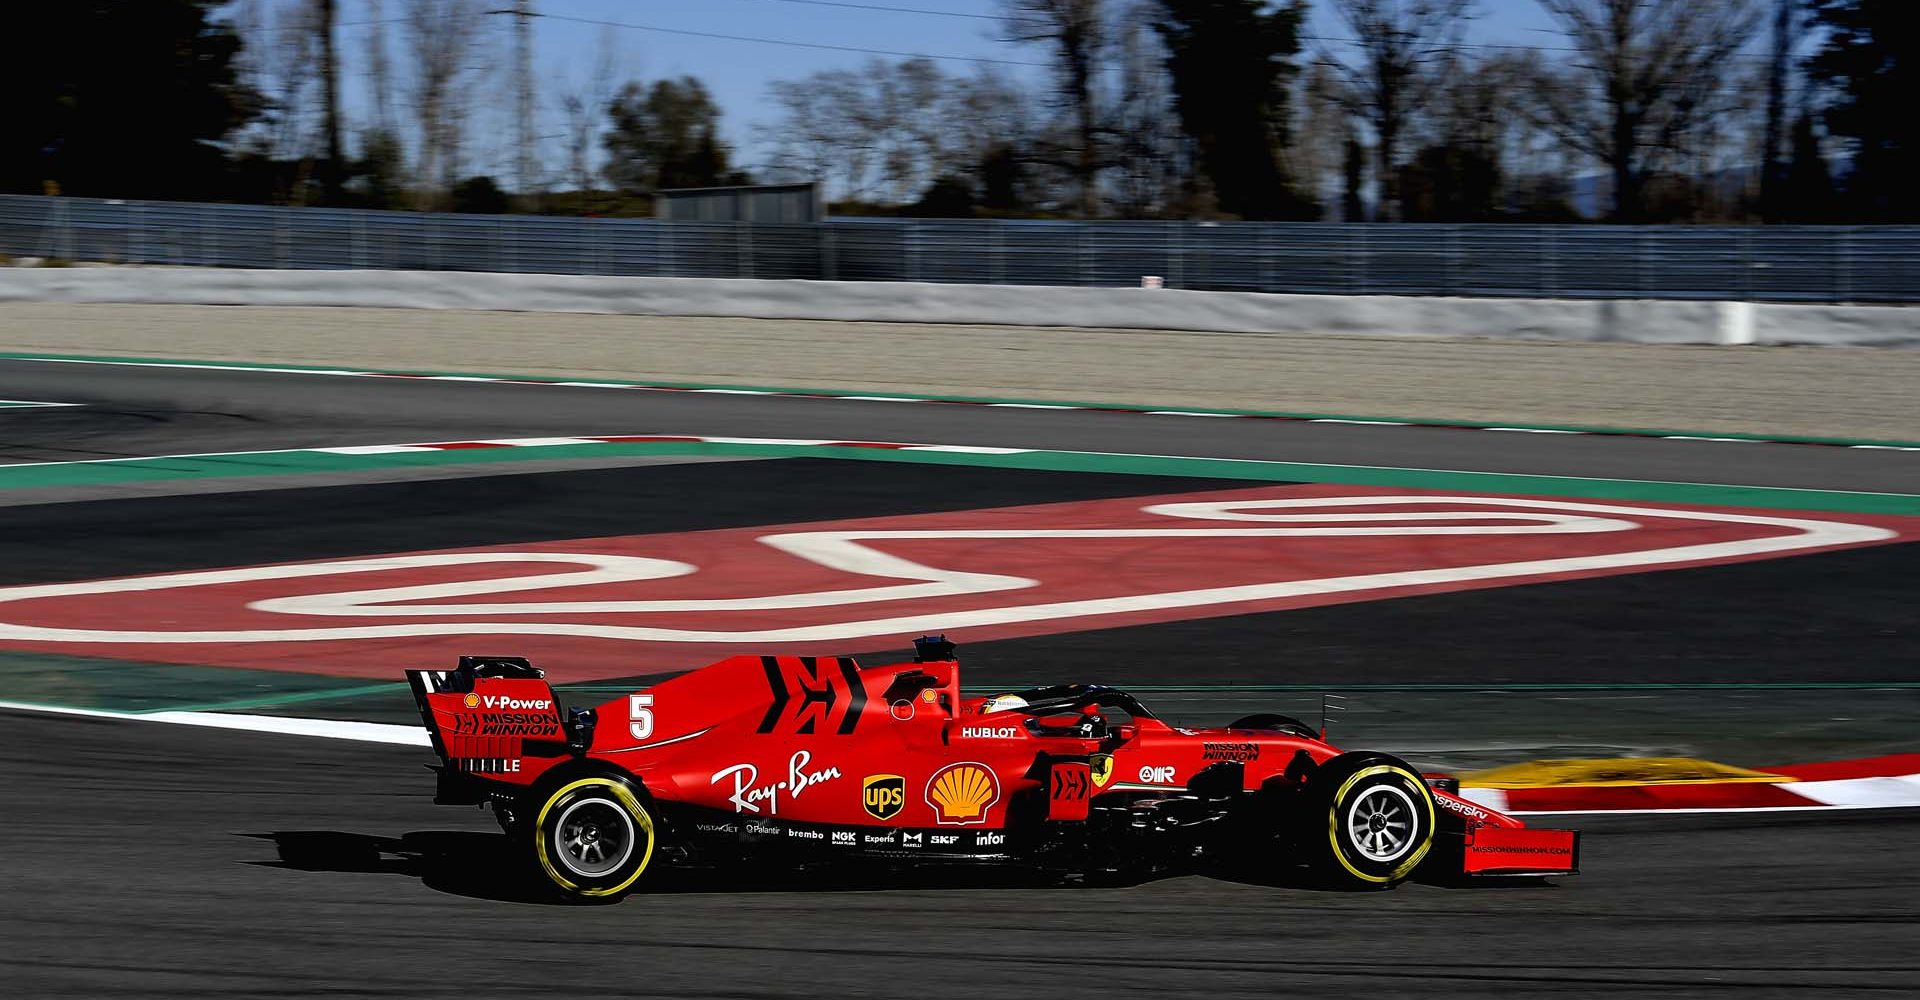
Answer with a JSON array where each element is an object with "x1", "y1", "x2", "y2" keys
[{"x1": 406, "y1": 637, "x2": 1578, "y2": 901}]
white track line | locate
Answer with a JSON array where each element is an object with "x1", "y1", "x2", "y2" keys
[
  {"x1": 0, "y1": 498, "x2": 1889, "y2": 644},
  {"x1": 15, "y1": 354, "x2": 1915, "y2": 451}
]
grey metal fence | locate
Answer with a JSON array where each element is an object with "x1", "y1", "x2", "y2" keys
[{"x1": 2, "y1": 194, "x2": 1914, "y2": 303}]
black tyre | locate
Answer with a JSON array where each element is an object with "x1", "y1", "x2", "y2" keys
[
  {"x1": 1309, "y1": 752, "x2": 1436, "y2": 889},
  {"x1": 1226, "y1": 713, "x2": 1318, "y2": 738},
  {"x1": 531, "y1": 775, "x2": 657, "y2": 902}
]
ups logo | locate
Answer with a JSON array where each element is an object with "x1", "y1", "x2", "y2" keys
[{"x1": 863, "y1": 774, "x2": 905, "y2": 820}]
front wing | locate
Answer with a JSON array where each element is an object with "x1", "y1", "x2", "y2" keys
[{"x1": 1455, "y1": 824, "x2": 1580, "y2": 876}]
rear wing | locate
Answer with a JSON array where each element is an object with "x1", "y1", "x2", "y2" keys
[{"x1": 405, "y1": 656, "x2": 573, "y2": 776}]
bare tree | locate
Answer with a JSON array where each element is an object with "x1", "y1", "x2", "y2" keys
[
  {"x1": 317, "y1": 0, "x2": 344, "y2": 203},
  {"x1": 1463, "y1": 51, "x2": 1568, "y2": 216},
  {"x1": 230, "y1": 0, "x2": 273, "y2": 141},
  {"x1": 1292, "y1": 60, "x2": 1352, "y2": 214},
  {"x1": 763, "y1": 59, "x2": 1024, "y2": 207},
  {"x1": 366, "y1": 0, "x2": 394, "y2": 134},
  {"x1": 245, "y1": 0, "x2": 319, "y2": 163},
  {"x1": 1002, "y1": 0, "x2": 1106, "y2": 216},
  {"x1": 1759, "y1": 0, "x2": 1802, "y2": 220},
  {"x1": 948, "y1": 69, "x2": 1039, "y2": 210},
  {"x1": 876, "y1": 58, "x2": 948, "y2": 203},
  {"x1": 761, "y1": 69, "x2": 869, "y2": 199},
  {"x1": 1326, "y1": 0, "x2": 1474, "y2": 221},
  {"x1": 403, "y1": 0, "x2": 485, "y2": 207},
  {"x1": 1536, "y1": 0, "x2": 1760, "y2": 221},
  {"x1": 510, "y1": 0, "x2": 536, "y2": 198},
  {"x1": 1111, "y1": 10, "x2": 1181, "y2": 217},
  {"x1": 555, "y1": 28, "x2": 620, "y2": 205}
]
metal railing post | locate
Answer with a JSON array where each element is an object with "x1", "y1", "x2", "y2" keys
[
  {"x1": 991, "y1": 220, "x2": 1006, "y2": 284},
  {"x1": 907, "y1": 220, "x2": 920, "y2": 282},
  {"x1": 1838, "y1": 226, "x2": 1855, "y2": 302},
  {"x1": 1170, "y1": 221, "x2": 1183, "y2": 289},
  {"x1": 56, "y1": 197, "x2": 75, "y2": 261},
  {"x1": 1544, "y1": 226, "x2": 1558, "y2": 298},
  {"x1": 1261, "y1": 225, "x2": 1275, "y2": 292},
  {"x1": 1739, "y1": 226, "x2": 1753, "y2": 301},
  {"x1": 1637, "y1": 226, "x2": 1650, "y2": 296},
  {"x1": 1447, "y1": 224, "x2": 1463, "y2": 294},
  {"x1": 821, "y1": 223, "x2": 837, "y2": 281},
  {"x1": 1355, "y1": 225, "x2": 1370, "y2": 295},
  {"x1": 739, "y1": 221, "x2": 754, "y2": 279}
]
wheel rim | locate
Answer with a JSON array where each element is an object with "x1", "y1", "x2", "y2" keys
[
  {"x1": 554, "y1": 797, "x2": 636, "y2": 877},
  {"x1": 1345, "y1": 784, "x2": 1418, "y2": 863}
]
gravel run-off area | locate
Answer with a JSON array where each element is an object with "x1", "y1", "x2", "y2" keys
[{"x1": 2, "y1": 302, "x2": 1916, "y2": 441}]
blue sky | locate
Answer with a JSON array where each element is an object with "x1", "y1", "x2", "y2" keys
[{"x1": 316, "y1": 1, "x2": 1576, "y2": 183}]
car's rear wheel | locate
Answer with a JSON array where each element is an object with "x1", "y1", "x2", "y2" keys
[
  {"x1": 1309, "y1": 752, "x2": 1436, "y2": 889},
  {"x1": 531, "y1": 775, "x2": 656, "y2": 902}
]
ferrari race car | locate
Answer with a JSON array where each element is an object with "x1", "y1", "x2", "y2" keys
[{"x1": 407, "y1": 637, "x2": 1578, "y2": 901}]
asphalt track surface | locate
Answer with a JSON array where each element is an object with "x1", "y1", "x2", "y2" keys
[
  {"x1": 7, "y1": 712, "x2": 1917, "y2": 998},
  {"x1": 5, "y1": 357, "x2": 1919, "y2": 493},
  {"x1": 3, "y1": 355, "x2": 1918, "y2": 997}
]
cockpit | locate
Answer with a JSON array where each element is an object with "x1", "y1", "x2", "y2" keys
[{"x1": 975, "y1": 684, "x2": 1158, "y2": 742}]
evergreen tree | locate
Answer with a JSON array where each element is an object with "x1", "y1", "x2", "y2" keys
[
  {"x1": 602, "y1": 77, "x2": 734, "y2": 194},
  {"x1": 1779, "y1": 114, "x2": 1835, "y2": 222},
  {"x1": 2, "y1": 3, "x2": 261, "y2": 199},
  {"x1": 1805, "y1": 1, "x2": 1918, "y2": 220},
  {"x1": 1151, "y1": 0, "x2": 1317, "y2": 219}
]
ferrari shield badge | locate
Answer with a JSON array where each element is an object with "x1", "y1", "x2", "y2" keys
[{"x1": 1090, "y1": 753, "x2": 1114, "y2": 788}]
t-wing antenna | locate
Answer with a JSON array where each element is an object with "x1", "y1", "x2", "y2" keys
[{"x1": 913, "y1": 634, "x2": 957, "y2": 662}]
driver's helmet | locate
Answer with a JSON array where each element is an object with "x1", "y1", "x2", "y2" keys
[{"x1": 979, "y1": 694, "x2": 1028, "y2": 714}]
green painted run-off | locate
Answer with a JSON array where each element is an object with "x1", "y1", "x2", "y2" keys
[{"x1": 2, "y1": 439, "x2": 1917, "y2": 515}]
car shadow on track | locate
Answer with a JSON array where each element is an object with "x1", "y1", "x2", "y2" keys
[
  {"x1": 244, "y1": 831, "x2": 561, "y2": 903},
  {"x1": 245, "y1": 830, "x2": 1148, "y2": 903},
  {"x1": 243, "y1": 830, "x2": 1537, "y2": 902}
]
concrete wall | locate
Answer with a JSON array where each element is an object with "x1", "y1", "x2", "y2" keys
[{"x1": 0, "y1": 266, "x2": 1912, "y2": 347}]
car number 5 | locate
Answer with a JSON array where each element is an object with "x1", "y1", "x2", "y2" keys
[{"x1": 628, "y1": 694, "x2": 655, "y2": 740}]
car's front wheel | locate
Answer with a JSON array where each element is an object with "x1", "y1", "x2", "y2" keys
[
  {"x1": 1309, "y1": 752, "x2": 1436, "y2": 889},
  {"x1": 531, "y1": 775, "x2": 657, "y2": 902}
]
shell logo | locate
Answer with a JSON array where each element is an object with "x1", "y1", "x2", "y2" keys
[
  {"x1": 926, "y1": 762, "x2": 1001, "y2": 825},
  {"x1": 462, "y1": 693, "x2": 480, "y2": 709}
]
